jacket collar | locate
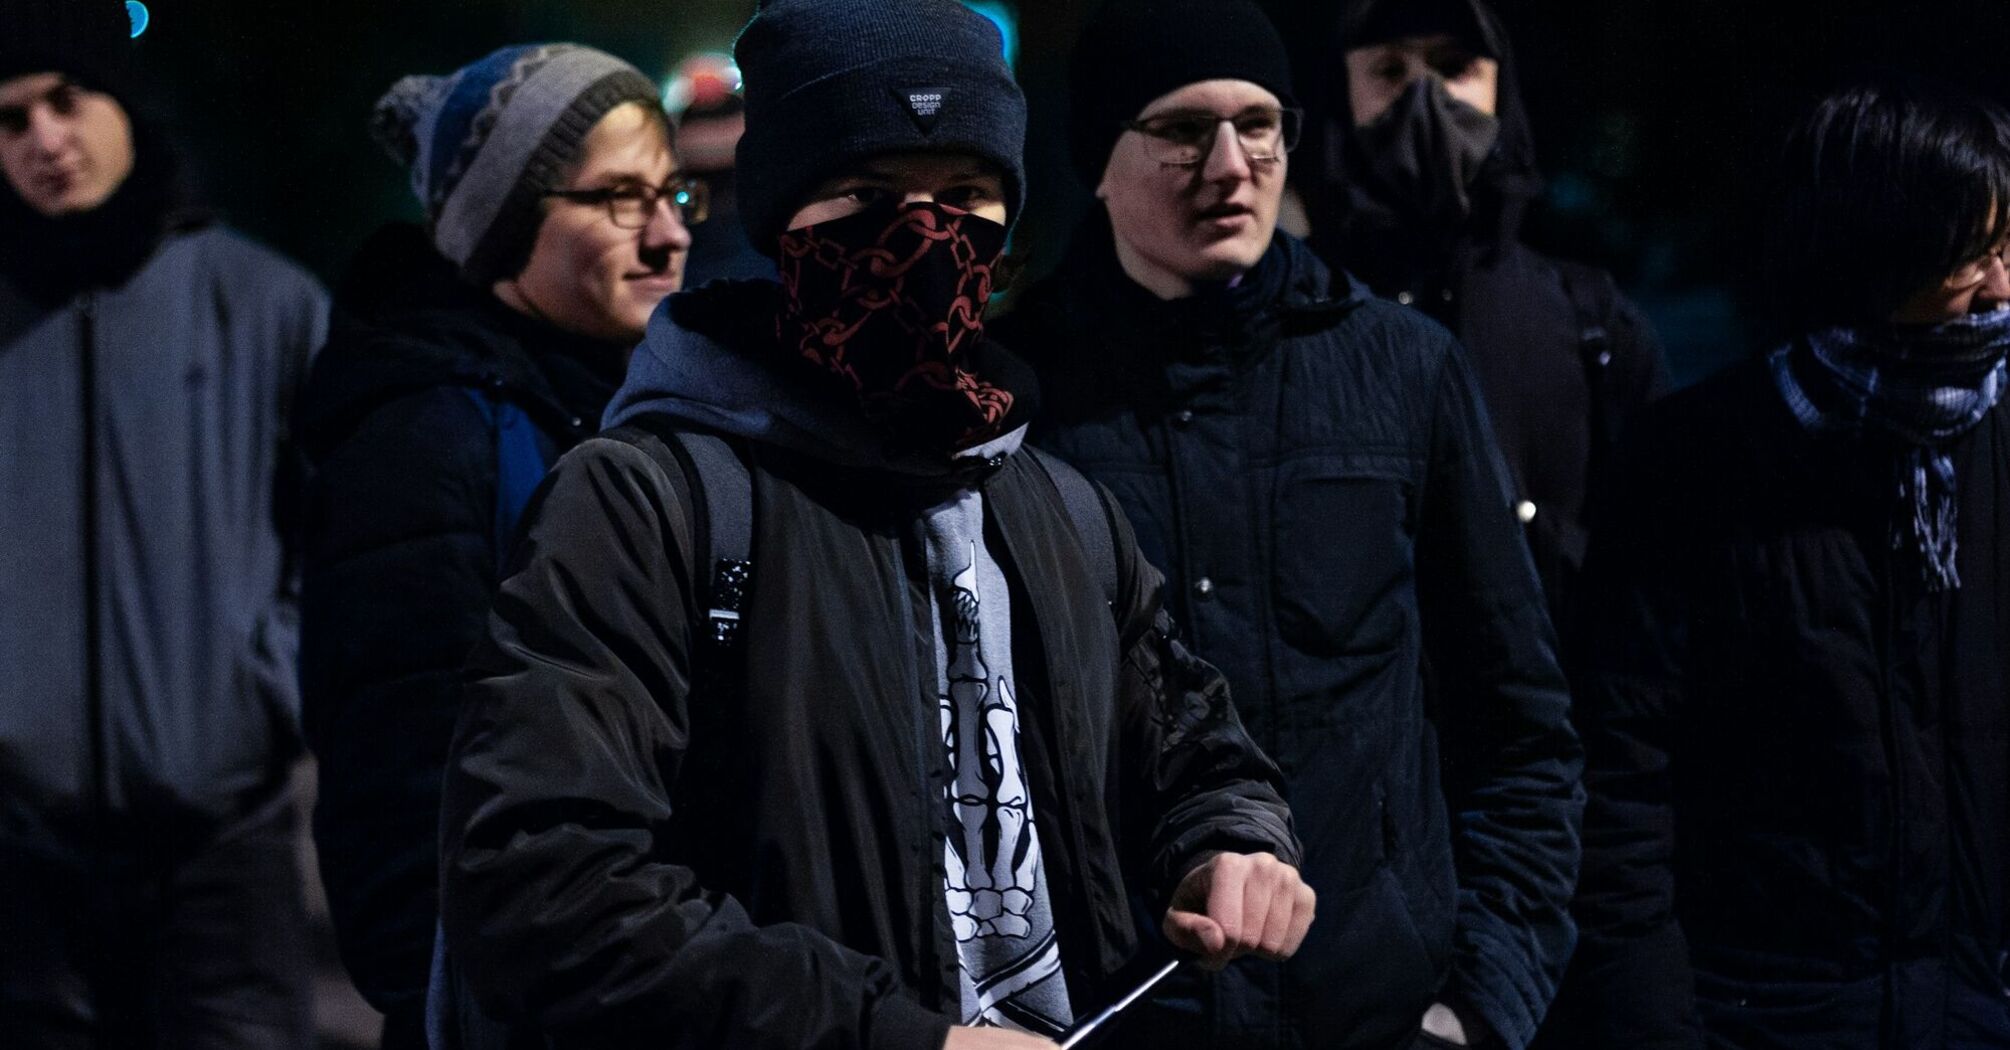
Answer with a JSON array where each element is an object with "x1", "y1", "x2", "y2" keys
[
  {"x1": 298, "y1": 223, "x2": 630, "y2": 454},
  {"x1": 1006, "y1": 214, "x2": 1363, "y2": 421}
]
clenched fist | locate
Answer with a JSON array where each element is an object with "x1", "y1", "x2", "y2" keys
[{"x1": 1161, "y1": 852, "x2": 1316, "y2": 971}]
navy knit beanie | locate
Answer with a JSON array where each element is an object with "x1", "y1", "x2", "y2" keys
[
  {"x1": 1068, "y1": 0, "x2": 1296, "y2": 188},
  {"x1": 0, "y1": 0, "x2": 136, "y2": 101},
  {"x1": 370, "y1": 44, "x2": 663, "y2": 284},
  {"x1": 732, "y1": 0, "x2": 1027, "y2": 254}
]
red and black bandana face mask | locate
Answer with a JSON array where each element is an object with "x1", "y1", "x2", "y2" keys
[{"x1": 777, "y1": 201, "x2": 1014, "y2": 450}]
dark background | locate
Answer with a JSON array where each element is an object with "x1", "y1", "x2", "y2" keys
[{"x1": 119, "y1": 0, "x2": 2010, "y2": 388}]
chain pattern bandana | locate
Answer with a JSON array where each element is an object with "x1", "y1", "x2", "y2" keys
[{"x1": 778, "y1": 201, "x2": 1015, "y2": 451}]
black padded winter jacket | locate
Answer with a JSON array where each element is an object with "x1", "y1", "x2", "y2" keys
[
  {"x1": 296, "y1": 224, "x2": 629, "y2": 1036},
  {"x1": 994, "y1": 227, "x2": 1582, "y2": 1050},
  {"x1": 1560, "y1": 357, "x2": 2010, "y2": 1048}
]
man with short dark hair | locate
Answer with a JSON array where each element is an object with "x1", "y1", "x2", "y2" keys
[
  {"x1": 434, "y1": 3, "x2": 1312, "y2": 1048},
  {"x1": 995, "y1": 1, "x2": 1581, "y2": 1047},
  {"x1": 295, "y1": 43, "x2": 694, "y2": 1049},
  {"x1": 0, "y1": 2, "x2": 328, "y2": 1045},
  {"x1": 1562, "y1": 77, "x2": 2010, "y2": 1048}
]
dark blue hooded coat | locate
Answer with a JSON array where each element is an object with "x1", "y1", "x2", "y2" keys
[{"x1": 994, "y1": 227, "x2": 1581, "y2": 1050}]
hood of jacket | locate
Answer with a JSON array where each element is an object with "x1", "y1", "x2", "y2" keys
[
  {"x1": 297, "y1": 222, "x2": 629, "y2": 458},
  {"x1": 1314, "y1": 0, "x2": 1543, "y2": 273},
  {"x1": 603, "y1": 278, "x2": 1039, "y2": 482}
]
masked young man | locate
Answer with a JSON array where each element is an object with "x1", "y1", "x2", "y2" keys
[
  {"x1": 993, "y1": 2, "x2": 1579, "y2": 1048},
  {"x1": 1299, "y1": 0, "x2": 1668, "y2": 638},
  {"x1": 295, "y1": 44, "x2": 693, "y2": 1049},
  {"x1": 436, "y1": 3, "x2": 1311, "y2": 1047},
  {"x1": 1563, "y1": 77, "x2": 2010, "y2": 1049}
]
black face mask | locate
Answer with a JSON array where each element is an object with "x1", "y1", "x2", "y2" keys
[{"x1": 1351, "y1": 75, "x2": 1500, "y2": 231}]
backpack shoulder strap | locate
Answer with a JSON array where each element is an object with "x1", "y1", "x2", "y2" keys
[
  {"x1": 671, "y1": 431, "x2": 753, "y2": 648},
  {"x1": 1555, "y1": 259, "x2": 1618, "y2": 365},
  {"x1": 460, "y1": 386, "x2": 550, "y2": 573},
  {"x1": 1554, "y1": 260, "x2": 1627, "y2": 473},
  {"x1": 596, "y1": 415, "x2": 754, "y2": 649},
  {"x1": 1025, "y1": 446, "x2": 1120, "y2": 610}
]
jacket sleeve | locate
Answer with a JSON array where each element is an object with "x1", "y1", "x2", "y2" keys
[
  {"x1": 439, "y1": 437, "x2": 950, "y2": 1050},
  {"x1": 1102, "y1": 480, "x2": 1302, "y2": 908},
  {"x1": 1554, "y1": 431, "x2": 1701, "y2": 1049},
  {"x1": 1414, "y1": 343, "x2": 1584, "y2": 1050},
  {"x1": 299, "y1": 385, "x2": 496, "y2": 1017}
]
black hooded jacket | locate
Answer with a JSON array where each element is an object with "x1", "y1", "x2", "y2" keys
[
  {"x1": 993, "y1": 226, "x2": 1581, "y2": 1050},
  {"x1": 295, "y1": 223, "x2": 629, "y2": 1030},
  {"x1": 434, "y1": 279, "x2": 1301, "y2": 1049},
  {"x1": 1559, "y1": 357, "x2": 2010, "y2": 1049},
  {"x1": 1303, "y1": 0, "x2": 1669, "y2": 636}
]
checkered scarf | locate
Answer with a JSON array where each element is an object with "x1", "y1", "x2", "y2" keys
[{"x1": 1771, "y1": 308, "x2": 2010, "y2": 590}]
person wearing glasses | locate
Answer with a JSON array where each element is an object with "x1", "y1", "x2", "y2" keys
[
  {"x1": 292, "y1": 43, "x2": 695, "y2": 1050},
  {"x1": 993, "y1": 1, "x2": 1579, "y2": 1048},
  {"x1": 1559, "y1": 77, "x2": 2010, "y2": 1049}
]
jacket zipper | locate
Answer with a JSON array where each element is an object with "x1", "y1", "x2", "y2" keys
[
  {"x1": 79, "y1": 292, "x2": 108, "y2": 837},
  {"x1": 79, "y1": 291, "x2": 112, "y2": 1050}
]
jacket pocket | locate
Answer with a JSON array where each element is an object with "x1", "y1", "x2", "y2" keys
[
  {"x1": 1270, "y1": 463, "x2": 1416, "y2": 659},
  {"x1": 1690, "y1": 969, "x2": 1870, "y2": 1048},
  {"x1": 1281, "y1": 862, "x2": 1440, "y2": 1047}
]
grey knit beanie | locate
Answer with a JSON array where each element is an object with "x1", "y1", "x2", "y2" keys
[
  {"x1": 731, "y1": 0, "x2": 1027, "y2": 254},
  {"x1": 370, "y1": 44, "x2": 663, "y2": 284}
]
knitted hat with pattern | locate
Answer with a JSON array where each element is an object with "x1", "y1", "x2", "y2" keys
[{"x1": 371, "y1": 44, "x2": 663, "y2": 284}]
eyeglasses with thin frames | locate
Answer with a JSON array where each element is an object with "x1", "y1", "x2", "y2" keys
[
  {"x1": 1120, "y1": 106, "x2": 1303, "y2": 168},
  {"x1": 544, "y1": 176, "x2": 711, "y2": 229},
  {"x1": 1950, "y1": 236, "x2": 2010, "y2": 288}
]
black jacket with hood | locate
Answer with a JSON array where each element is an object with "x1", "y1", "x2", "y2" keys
[
  {"x1": 295, "y1": 223, "x2": 629, "y2": 1033},
  {"x1": 1559, "y1": 357, "x2": 2010, "y2": 1049},
  {"x1": 1302, "y1": 0, "x2": 1669, "y2": 636},
  {"x1": 992, "y1": 227, "x2": 1581, "y2": 1050},
  {"x1": 436, "y1": 279, "x2": 1302, "y2": 1049}
]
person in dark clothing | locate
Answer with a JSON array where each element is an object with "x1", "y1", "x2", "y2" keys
[
  {"x1": 1299, "y1": 0, "x2": 1668, "y2": 633},
  {"x1": 0, "y1": 2, "x2": 327, "y2": 1046},
  {"x1": 296, "y1": 44, "x2": 693, "y2": 1049},
  {"x1": 437, "y1": 2, "x2": 1313, "y2": 1047},
  {"x1": 1561, "y1": 78, "x2": 2010, "y2": 1049},
  {"x1": 666, "y1": 52, "x2": 775, "y2": 286},
  {"x1": 991, "y1": 2, "x2": 1580, "y2": 1047}
]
